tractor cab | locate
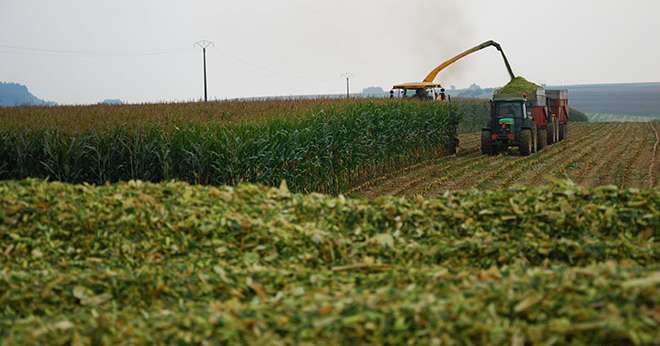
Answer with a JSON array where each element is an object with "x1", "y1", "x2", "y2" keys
[
  {"x1": 491, "y1": 97, "x2": 530, "y2": 130},
  {"x1": 392, "y1": 82, "x2": 446, "y2": 102}
]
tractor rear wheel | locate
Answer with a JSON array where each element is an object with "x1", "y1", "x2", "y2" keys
[
  {"x1": 537, "y1": 128, "x2": 547, "y2": 151},
  {"x1": 481, "y1": 130, "x2": 494, "y2": 155},
  {"x1": 519, "y1": 129, "x2": 533, "y2": 156}
]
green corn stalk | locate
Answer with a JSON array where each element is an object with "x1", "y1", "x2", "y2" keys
[{"x1": 0, "y1": 101, "x2": 462, "y2": 194}]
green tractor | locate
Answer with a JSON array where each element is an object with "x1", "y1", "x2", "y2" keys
[{"x1": 481, "y1": 97, "x2": 537, "y2": 156}]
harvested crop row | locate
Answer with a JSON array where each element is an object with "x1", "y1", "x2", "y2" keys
[
  {"x1": 362, "y1": 123, "x2": 592, "y2": 198},
  {"x1": 514, "y1": 123, "x2": 617, "y2": 187},
  {"x1": 560, "y1": 123, "x2": 654, "y2": 188},
  {"x1": 500, "y1": 122, "x2": 625, "y2": 189},
  {"x1": 650, "y1": 122, "x2": 659, "y2": 186},
  {"x1": 617, "y1": 123, "x2": 657, "y2": 188},
  {"x1": 475, "y1": 123, "x2": 614, "y2": 190},
  {"x1": 416, "y1": 123, "x2": 604, "y2": 194},
  {"x1": 349, "y1": 132, "x2": 478, "y2": 197},
  {"x1": 588, "y1": 124, "x2": 644, "y2": 187},
  {"x1": 1, "y1": 179, "x2": 658, "y2": 345},
  {"x1": 0, "y1": 102, "x2": 460, "y2": 194},
  {"x1": 357, "y1": 123, "x2": 655, "y2": 198}
]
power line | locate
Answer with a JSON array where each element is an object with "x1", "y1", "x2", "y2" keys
[
  {"x1": 0, "y1": 42, "x2": 356, "y2": 96},
  {"x1": 0, "y1": 43, "x2": 189, "y2": 57},
  {"x1": 0, "y1": 42, "x2": 338, "y2": 86}
]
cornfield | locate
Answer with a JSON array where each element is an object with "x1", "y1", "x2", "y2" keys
[
  {"x1": 0, "y1": 98, "x2": 369, "y2": 134},
  {"x1": 0, "y1": 101, "x2": 460, "y2": 193}
]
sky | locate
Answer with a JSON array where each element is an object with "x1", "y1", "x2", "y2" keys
[{"x1": 1, "y1": 0, "x2": 659, "y2": 104}]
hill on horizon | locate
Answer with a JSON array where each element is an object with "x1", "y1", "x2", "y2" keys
[
  {"x1": 0, "y1": 82, "x2": 56, "y2": 107},
  {"x1": 558, "y1": 82, "x2": 660, "y2": 117}
]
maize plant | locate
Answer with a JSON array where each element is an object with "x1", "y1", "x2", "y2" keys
[{"x1": 0, "y1": 101, "x2": 461, "y2": 194}]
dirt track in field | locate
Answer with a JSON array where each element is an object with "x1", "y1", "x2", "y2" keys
[{"x1": 354, "y1": 122, "x2": 659, "y2": 199}]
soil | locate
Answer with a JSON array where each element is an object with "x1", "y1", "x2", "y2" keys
[{"x1": 355, "y1": 123, "x2": 658, "y2": 199}]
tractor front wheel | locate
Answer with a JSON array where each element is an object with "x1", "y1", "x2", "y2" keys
[
  {"x1": 481, "y1": 130, "x2": 494, "y2": 155},
  {"x1": 519, "y1": 129, "x2": 533, "y2": 156}
]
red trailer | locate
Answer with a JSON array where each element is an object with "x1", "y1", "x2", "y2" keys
[
  {"x1": 526, "y1": 88, "x2": 550, "y2": 150},
  {"x1": 546, "y1": 89, "x2": 569, "y2": 143}
]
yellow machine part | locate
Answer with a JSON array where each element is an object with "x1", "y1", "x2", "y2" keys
[
  {"x1": 393, "y1": 40, "x2": 515, "y2": 90},
  {"x1": 392, "y1": 82, "x2": 443, "y2": 90}
]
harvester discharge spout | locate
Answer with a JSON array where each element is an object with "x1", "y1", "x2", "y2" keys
[{"x1": 423, "y1": 40, "x2": 516, "y2": 84}]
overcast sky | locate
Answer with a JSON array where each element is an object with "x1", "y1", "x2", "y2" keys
[{"x1": 1, "y1": 0, "x2": 659, "y2": 104}]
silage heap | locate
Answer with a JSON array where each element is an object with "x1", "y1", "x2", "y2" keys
[
  {"x1": 494, "y1": 76, "x2": 540, "y2": 98},
  {"x1": 1, "y1": 179, "x2": 658, "y2": 345}
]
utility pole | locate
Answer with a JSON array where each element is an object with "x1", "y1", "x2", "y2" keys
[
  {"x1": 194, "y1": 40, "x2": 214, "y2": 102},
  {"x1": 341, "y1": 73, "x2": 353, "y2": 99}
]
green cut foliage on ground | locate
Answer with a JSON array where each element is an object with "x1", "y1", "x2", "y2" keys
[
  {"x1": 494, "y1": 77, "x2": 540, "y2": 98},
  {"x1": 1, "y1": 179, "x2": 658, "y2": 345},
  {"x1": 0, "y1": 101, "x2": 461, "y2": 194}
]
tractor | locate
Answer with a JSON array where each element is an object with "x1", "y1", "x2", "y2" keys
[{"x1": 481, "y1": 88, "x2": 569, "y2": 156}]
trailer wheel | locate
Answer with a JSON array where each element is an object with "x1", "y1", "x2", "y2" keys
[
  {"x1": 537, "y1": 128, "x2": 547, "y2": 151},
  {"x1": 559, "y1": 124, "x2": 566, "y2": 141},
  {"x1": 519, "y1": 129, "x2": 533, "y2": 156},
  {"x1": 481, "y1": 130, "x2": 494, "y2": 155},
  {"x1": 546, "y1": 122, "x2": 555, "y2": 145}
]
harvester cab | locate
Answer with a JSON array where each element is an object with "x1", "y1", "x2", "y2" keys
[{"x1": 391, "y1": 82, "x2": 444, "y2": 102}]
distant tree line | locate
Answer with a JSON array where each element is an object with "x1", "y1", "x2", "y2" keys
[{"x1": 569, "y1": 108, "x2": 589, "y2": 122}]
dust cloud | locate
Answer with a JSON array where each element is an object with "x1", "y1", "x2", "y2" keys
[
  {"x1": 381, "y1": 1, "x2": 474, "y2": 85},
  {"x1": 274, "y1": 0, "x2": 474, "y2": 91}
]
